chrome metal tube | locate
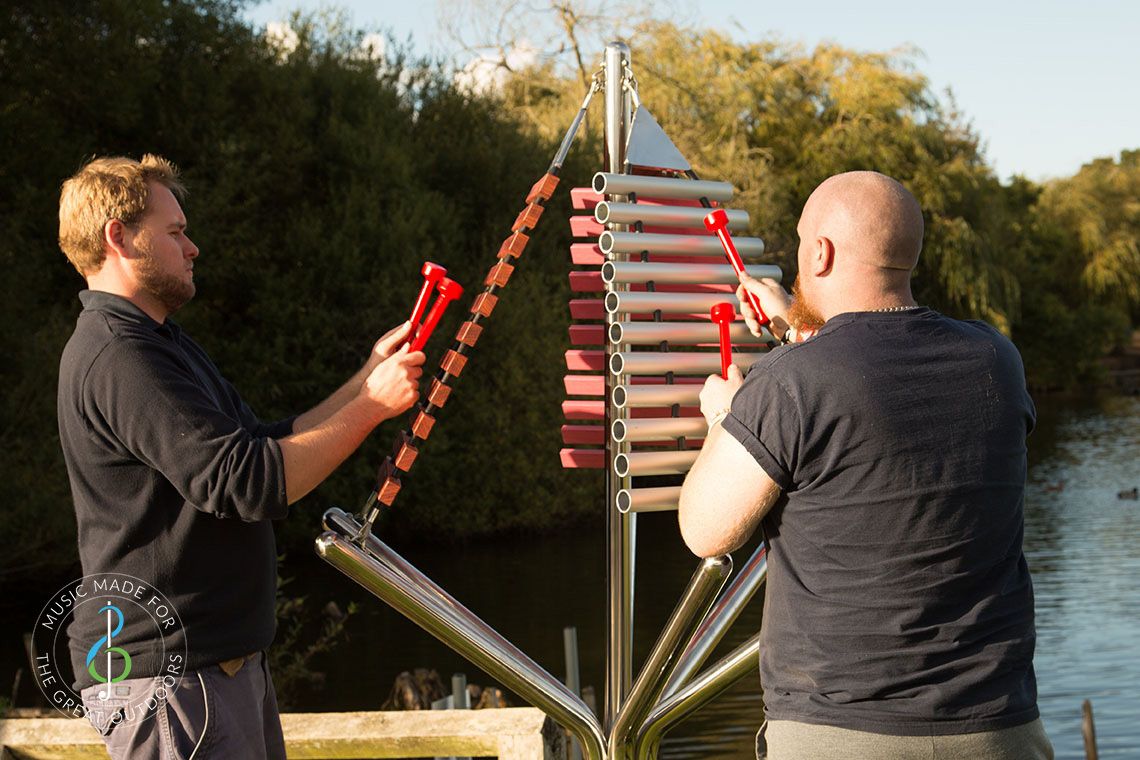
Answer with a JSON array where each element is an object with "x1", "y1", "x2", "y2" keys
[
  {"x1": 315, "y1": 532, "x2": 607, "y2": 760},
  {"x1": 663, "y1": 545, "x2": 768, "y2": 697},
  {"x1": 601, "y1": 260, "x2": 781, "y2": 285},
  {"x1": 323, "y1": 509, "x2": 573, "y2": 700},
  {"x1": 613, "y1": 384, "x2": 702, "y2": 409},
  {"x1": 603, "y1": 39, "x2": 636, "y2": 732},
  {"x1": 609, "y1": 321, "x2": 771, "y2": 346},
  {"x1": 593, "y1": 172, "x2": 734, "y2": 203},
  {"x1": 610, "y1": 351, "x2": 762, "y2": 376},
  {"x1": 613, "y1": 450, "x2": 699, "y2": 477},
  {"x1": 608, "y1": 555, "x2": 733, "y2": 760},
  {"x1": 605, "y1": 290, "x2": 744, "y2": 315},
  {"x1": 635, "y1": 635, "x2": 761, "y2": 760},
  {"x1": 596, "y1": 202, "x2": 748, "y2": 230},
  {"x1": 616, "y1": 486, "x2": 682, "y2": 514},
  {"x1": 599, "y1": 231, "x2": 765, "y2": 258},
  {"x1": 612, "y1": 417, "x2": 707, "y2": 443}
]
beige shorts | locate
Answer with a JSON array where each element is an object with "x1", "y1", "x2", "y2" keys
[{"x1": 761, "y1": 717, "x2": 1054, "y2": 760}]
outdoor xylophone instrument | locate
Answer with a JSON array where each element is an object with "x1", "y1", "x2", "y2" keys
[{"x1": 319, "y1": 42, "x2": 780, "y2": 760}]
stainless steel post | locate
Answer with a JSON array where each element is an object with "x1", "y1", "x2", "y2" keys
[
  {"x1": 316, "y1": 532, "x2": 607, "y2": 760},
  {"x1": 608, "y1": 555, "x2": 732, "y2": 760},
  {"x1": 635, "y1": 634, "x2": 761, "y2": 759},
  {"x1": 603, "y1": 38, "x2": 635, "y2": 732}
]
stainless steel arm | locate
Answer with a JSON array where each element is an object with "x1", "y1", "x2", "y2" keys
[
  {"x1": 664, "y1": 545, "x2": 768, "y2": 697},
  {"x1": 635, "y1": 634, "x2": 761, "y2": 760},
  {"x1": 316, "y1": 529, "x2": 607, "y2": 760}
]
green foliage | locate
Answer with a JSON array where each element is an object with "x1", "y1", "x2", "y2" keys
[
  {"x1": 495, "y1": 22, "x2": 1138, "y2": 389},
  {"x1": 0, "y1": 0, "x2": 598, "y2": 588},
  {"x1": 269, "y1": 568, "x2": 357, "y2": 709},
  {"x1": 0, "y1": 3, "x2": 1135, "y2": 593},
  {"x1": 1012, "y1": 152, "x2": 1140, "y2": 388}
]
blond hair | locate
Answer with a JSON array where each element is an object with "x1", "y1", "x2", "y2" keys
[{"x1": 58, "y1": 154, "x2": 186, "y2": 275}]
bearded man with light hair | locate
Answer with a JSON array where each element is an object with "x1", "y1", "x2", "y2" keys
[
  {"x1": 679, "y1": 171, "x2": 1053, "y2": 759},
  {"x1": 57, "y1": 154, "x2": 424, "y2": 759}
]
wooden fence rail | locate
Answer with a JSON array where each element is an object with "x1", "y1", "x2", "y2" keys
[{"x1": 0, "y1": 708, "x2": 563, "y2": 760}]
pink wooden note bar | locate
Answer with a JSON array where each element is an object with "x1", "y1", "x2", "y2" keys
[
  {"x1": 565, "y1": 350, "x2": 605, "y2": 371},
  {"x1": 560, "y1": 448, "x2": 605, "y2": 468},
  {"x1": 569, "y1": 325, "x2": 605, "y2": 345}
]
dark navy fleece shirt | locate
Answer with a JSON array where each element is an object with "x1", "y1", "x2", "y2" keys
[{"x1": 57, "y1": 290, "x2": 295, "y2": 689}]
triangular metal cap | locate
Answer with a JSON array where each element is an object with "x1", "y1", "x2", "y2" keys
[{"x1": 625, "y1": 105, "x2": 691, "y2": 173}]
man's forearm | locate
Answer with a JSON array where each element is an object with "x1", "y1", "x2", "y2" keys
[
  {"x1": 278, "y1": 395, "x2": 380, "y2": 504},
  {"x1": 293, "y1": 363, "x2": 370, "y2": 433}
]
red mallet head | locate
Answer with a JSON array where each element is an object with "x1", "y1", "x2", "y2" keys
[
  {"x1": 410, "y1": 262, "x2": 448, "y2": 330},
  {"x1": 703, "y1": 208, "x2": 730, "y2": 233},
  {"x1": 703, "y1": 208, "x2": 769, "y2": 327},
  {"x1": 409, "y1": 277, "x2": 465, "y2": 352},
  {"x1": 711, "y1": 302, "x2": 735, "y2": 379}
]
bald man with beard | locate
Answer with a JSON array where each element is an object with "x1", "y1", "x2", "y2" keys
[{"x1": 679, "y1": 172, "x2": 1052, "y2": 759}]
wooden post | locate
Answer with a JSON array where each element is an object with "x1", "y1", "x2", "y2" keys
[{"x1": 1082, "y1": 699, "x2": 1099, "y2": 760}]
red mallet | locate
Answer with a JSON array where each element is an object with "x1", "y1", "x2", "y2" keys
[
  {"x1": 711, "y1": 302, "x2": 736, "y2": 379},
  {"x1": 410, "y1": 262, "x2": 448, "y2": 333},
  {"x1": 703, "y1": 208, "x2": 769, "y2": 327},
  {"x1": 409, "y1": 277, "x2": 464, "y2": 352}
]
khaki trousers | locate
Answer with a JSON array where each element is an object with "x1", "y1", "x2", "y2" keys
[{"x1": 761, "y1": 717, "x2": 1054, "y2": 760}]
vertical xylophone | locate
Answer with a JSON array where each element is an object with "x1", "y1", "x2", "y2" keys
[{"x1": 317, "y1": 41, "x2": 780, "y2": 760}]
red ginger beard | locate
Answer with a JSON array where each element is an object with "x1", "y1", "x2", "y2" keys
[{"x1": 787, "y1": 273, "x2": 824, "y2": 330}]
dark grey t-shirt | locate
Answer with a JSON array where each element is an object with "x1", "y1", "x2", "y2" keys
[{"x1": 722, "y1": 308, "x2": 1039, "y2": 735}]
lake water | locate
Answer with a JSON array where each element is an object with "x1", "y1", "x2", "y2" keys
[{"x1": 290, "y1": 394, "x2": 1140, "y2": 758}]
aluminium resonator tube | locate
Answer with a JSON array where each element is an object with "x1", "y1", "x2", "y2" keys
[
  {"x1": 593, "y1": 172, "x2": 734, "y2": 203},
  {"x1": 595, "y1": 201, "x2": 749, "y2": 230},
  {"x1": 609, "y1": 321, "x2": 770, "y2": 346},
  {"x1": 613, "y1": 383, "x2": 703, "y2": 408},
  {"x1": 613, "y1": 450, "x2": 699, "y2": 477},
  {"x1": 612, "y1": 416, "x2": 707, "y2": 443},
  {"x1": 599, "y1": 231, "x2": 765, "y2": 258},
  {"x1": 605, "y1": 290, "x2": 743, "y2": 315},
  {"x1": 601, "y1": 260, "x2": 781, "y2": 285},
  {"x1": 610, "y1": 351, "x2": 762, "y2": 376},
  {"x1": 615, "y1": 486, "x2": 682, "y2": 514}
]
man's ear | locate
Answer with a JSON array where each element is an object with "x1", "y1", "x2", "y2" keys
[
  {"x1": 812, "y1": 235, "x2": 835, "y2": 276},
  {"x1": 103, "y1": 219, "x2": 133, "y2": 261}
]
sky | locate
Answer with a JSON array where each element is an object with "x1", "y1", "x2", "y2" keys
[{"x1": 243, "y1": 0, "x2": 1139, "y2": 182}]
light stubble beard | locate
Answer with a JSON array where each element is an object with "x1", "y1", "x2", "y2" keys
[
  {"x1": 787, "y1": 273, "x2": 824, "y2": 330},
  {"x1": 135, "y1": 249, "x2": 195, "y2": 316}
]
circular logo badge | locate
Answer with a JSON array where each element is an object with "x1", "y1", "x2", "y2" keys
[{"x1": 32, "y1": 573, "x2": 187, "y2": 729}]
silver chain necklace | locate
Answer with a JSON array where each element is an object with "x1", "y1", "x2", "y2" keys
[{"x1": 870, "y1": 305, "x2": 922, "y2": 313}]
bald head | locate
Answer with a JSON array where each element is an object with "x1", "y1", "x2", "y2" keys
[{"x1": 800, "y1": 171, "x2": 924, "y2": 273}]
